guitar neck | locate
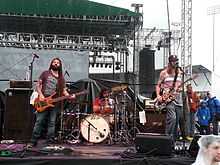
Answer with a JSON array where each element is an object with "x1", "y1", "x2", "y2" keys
[
  {"x1": 51, "y1": 91, "x2": 85, "y2": 103},
  {"x1": 52, "y1": 95, "x2": 70, "y2": 103}
]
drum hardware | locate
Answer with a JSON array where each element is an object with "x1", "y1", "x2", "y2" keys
[
  {"x1": 84, "y1": 118, "x2": 104, "y2": 142},
  {"x1": 63, "y1": 100, "x2": 113, "y2": 144},
  {"x1": 112, "y1": 90, "x2": 131, "y2": 144},
  {"x1": 64, "y1": 103, "x2": 85, "y2": 143},
  {"x1": 111, "y1": 84, "x2": 128, "y2": 93},
  {"x1": 58, "y1": 100, "x2": 65, "y2": 143}
]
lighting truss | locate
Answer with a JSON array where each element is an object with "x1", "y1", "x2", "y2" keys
[{"x1": 0, "y1": 32, "x2": 129, "y2": 52}]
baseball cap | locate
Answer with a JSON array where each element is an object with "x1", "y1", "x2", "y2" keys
[{"x1": 168, "y1": 55, "x2": 178, "y2": 62}]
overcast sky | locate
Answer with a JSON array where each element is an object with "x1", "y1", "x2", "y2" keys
[
  {"x1": 91, "y1": 0, "x2": 220, "y2": 71},
  {"x1": 91, "y1": 0, "x2": 220, "y2": 96}
]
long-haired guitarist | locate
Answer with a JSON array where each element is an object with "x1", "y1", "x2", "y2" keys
[
  {"x1": 28, "y1": 58, "x2": 75, "y2": 148},
  {"x1": 155, "y1": 55, "x2": 185, "y2": 142}
]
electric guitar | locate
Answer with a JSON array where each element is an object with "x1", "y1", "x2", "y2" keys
[
  {"x1": 154, "y1": 75, "x2": 198, "y2": 111},
  {"x1": 34, "y1": 90, "x2": 88, "y2": 112}
]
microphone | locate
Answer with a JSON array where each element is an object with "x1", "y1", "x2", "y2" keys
[
  {"x1": 33, "y1": 53, "x2": 39, "y2": 58},
  {"x1": 175, "y1": 61, "x2": 179, "y2": 68}
]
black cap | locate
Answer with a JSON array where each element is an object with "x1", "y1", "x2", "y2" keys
[{"x1": 168, "y1": 55, "x2": 178, "y2": 62}]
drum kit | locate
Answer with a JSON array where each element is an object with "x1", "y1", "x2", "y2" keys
[{"x1": 58, "y1": 84, "x2": 132, "y2": 144}]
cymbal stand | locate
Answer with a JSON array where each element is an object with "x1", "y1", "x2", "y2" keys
[
  {"x1": 58, "y1": 100, "x2": 64, "y2": 143},
  {"x1": 66, "y1": 103, "x2": 81, "y2": 143},
  {"x1": 114, "y1": 90, "x2": 131, "y2": 144},
  {"x1": 113, "y1": 97, "x2": 118, "y2": 141}
]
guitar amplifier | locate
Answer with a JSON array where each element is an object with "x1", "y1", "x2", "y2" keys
[
  {"x1": 4, "y1": 88, "x2": 34, "y2": 141},
  {"x1": 138, "y1": 109, "x2": 166, "y2": 134},
  {"x1": 10, "y1": 80, "x2": 32, "y2": 88}
]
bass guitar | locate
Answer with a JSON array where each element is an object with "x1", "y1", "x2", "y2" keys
[
  {"x1": 34, "y1": 90, "x2": 88, "y2": 112},
  {"x1": 154, "y1": 75, "x2": 198, "y2": 111}
]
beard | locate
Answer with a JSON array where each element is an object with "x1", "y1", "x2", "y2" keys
[{"x1": 51, "y1": 65, "x2": 61, "y2": 71}]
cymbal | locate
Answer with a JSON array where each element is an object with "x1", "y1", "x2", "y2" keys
[{"x1": 111, "y1": 84, "x2": 128, "y2": 92}]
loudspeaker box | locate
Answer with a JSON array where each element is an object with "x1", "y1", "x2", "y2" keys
[
  {"x1": 3, "y1": 88, "x2": 34, "y2": 141},
  {"x1": 135, "y1": 133, "x2": 172, "y2": 156}
]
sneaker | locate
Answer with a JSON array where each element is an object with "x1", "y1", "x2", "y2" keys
[
  {"x1": 26, "y1": 142, "x2": 36, "y2": 149},
  {"x1": 185, "y1": 136, "x2": 193, "y2": 141}
]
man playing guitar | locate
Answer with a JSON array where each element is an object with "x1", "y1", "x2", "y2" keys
[
  {"x1": 156, "y1": 55, "x2": 185, "y2": 142},
  {"x1": 28, "y1": 58, "x2": 75, "y2": 148}
]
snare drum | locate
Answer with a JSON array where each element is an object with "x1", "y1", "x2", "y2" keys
[{"x1": 80, "y1": 114, "x2": 110, "y2": 143}]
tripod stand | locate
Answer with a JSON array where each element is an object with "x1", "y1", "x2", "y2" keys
[
  {"x1": 113, "y1": 90, "x2": 131, "y2": 145},
  {"x1": 64, "y1": 103, "x2": 84, "y2": 144}
]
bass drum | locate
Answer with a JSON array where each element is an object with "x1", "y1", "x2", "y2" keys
[{"x1": 80, "y1": 114, "x2": 110, "y2": 143}]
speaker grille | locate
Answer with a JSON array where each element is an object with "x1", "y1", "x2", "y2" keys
[{"x1": 3, "y1": 88, "x2": 34, "y2": 141}]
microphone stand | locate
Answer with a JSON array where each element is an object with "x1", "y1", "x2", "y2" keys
[
  {"x1": 84, "y1": 118, "x2": 97, "y2": 142},
  {"x1": 177, "y1": 65, "x2": 188, "y2": 155},
  {"x1": 27, "y1": 54, "x2": 37, "y2": 134},
  {"x1": 29, "y1": 55, "x2": 38, "y2": 87}
]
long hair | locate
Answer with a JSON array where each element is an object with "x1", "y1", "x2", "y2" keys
[{"x1": 49, "y1": 57, "x2": 65, "y2": 96}]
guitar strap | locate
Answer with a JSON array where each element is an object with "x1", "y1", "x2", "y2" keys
[{"x1": 171, "y1": 67, "x2": 179, "y2": 92}]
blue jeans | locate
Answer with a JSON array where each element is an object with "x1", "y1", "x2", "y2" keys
[
  {"x1": 165, "y1": 102, "x2": 184, "y2": 141},
  {"x1": 188, "y1": 111, "x2": 196, "y2": 136},
  {"x1": 31, "y1": 107, "x2": 58, "y2": 144},
  {"x1": 213, "y1": 113, "x2": 220, "y2": 135}
]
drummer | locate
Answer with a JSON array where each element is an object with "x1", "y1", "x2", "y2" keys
[{"x1": 93, "y1": 89, "x2": 113, "y2": 114}]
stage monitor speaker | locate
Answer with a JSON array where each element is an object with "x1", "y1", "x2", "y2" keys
[
  {"x1": 135, "y1": 133, "x2": 172, "y2": 156},
  {"x1": 0, "y1": 91, "x2": 5, "y2": 140},
  {"x1": 188, "y1": 135, "x2": 201, "y2": 157},
  {"x1": 3, "y1": 88, "x2": 34, "y2": 141}
]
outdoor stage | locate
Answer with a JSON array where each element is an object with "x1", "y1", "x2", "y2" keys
[{"x1": 0, "y1": 141, "x2": 195, "y2": 165}]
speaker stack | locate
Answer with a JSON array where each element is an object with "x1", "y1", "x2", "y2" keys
[{"x1": 3, "y1": 88, "x2": 34, "y2": 141}]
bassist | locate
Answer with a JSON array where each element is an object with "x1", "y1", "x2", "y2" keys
[
  {"x1": 156, "y1": 55, "x2": 185, "y2": 142},
  {"x1": 28, "y1": 58, "x2": 75, "y2": 148}
]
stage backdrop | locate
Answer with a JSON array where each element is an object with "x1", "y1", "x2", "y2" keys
[{"x1": 0, "y1": 48, "x2": 89, "y2": 91}]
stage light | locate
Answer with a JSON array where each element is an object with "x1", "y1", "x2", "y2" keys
[
  {"x1": 103, "y1": 47, "x2": 108, "y2": 52},
  {"x1": 115, "y1": 65, "x2": 120, "y2": 70},
  {"x1": 115, "y1": 61, "x2": 121, "y2": 70}
]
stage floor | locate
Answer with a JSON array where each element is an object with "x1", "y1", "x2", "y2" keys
[{"x1": 0, "y1": 141, "x2": 195, "y2": 165}]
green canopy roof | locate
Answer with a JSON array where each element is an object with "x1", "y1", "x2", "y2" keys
[{"x1": 0, "y1": 0, "x2": 140, "y2": 17}]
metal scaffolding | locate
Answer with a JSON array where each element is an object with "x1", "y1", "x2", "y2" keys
[
  {"x1": 0, "y1": 32, "x2": 129, "y2": 51},
  {"x1": 181, "y1": 0, "x2": 192, "y2": 80},
  {"x1": 138, "y1": 28, "x2": 181, "y2": 67}
]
